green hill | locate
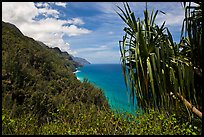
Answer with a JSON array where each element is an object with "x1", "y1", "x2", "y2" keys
[
  {"x1": 2, "y1": 21, "x2": 110, "y2": 134},
  {"x1": 2, "y1": 21, "x2": 200, "y2": 135}
]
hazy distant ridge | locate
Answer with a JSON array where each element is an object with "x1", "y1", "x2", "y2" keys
[{"x1": 71, "y1": 56, "x2": 91, "y2": 66}]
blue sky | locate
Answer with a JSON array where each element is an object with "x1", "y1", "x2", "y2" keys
[{"x1": 2, "y1": 2, "x2": 189, "y2": 64}]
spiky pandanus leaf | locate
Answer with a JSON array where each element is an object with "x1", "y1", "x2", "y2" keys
[{"x1": 117, "y1": 2, "x2": 202, "y2": 119}]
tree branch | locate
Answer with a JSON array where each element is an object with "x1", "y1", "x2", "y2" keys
[{"x1": 170, "y1": 92, "x2": 202, "y2": 119}]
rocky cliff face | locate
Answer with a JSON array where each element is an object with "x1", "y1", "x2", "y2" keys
[
  {"x1": 71, "y1": 56, "x2": 91, "y2": 66},
  {"x1": 37, "y1": 40, "x2": 90, "y2": 67}
]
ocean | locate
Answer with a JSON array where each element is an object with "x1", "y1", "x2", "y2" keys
[{"x1": 75, "y1": 64, "x2": 137, "y2": 114}]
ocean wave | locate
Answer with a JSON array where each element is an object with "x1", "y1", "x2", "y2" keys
[
  {"x1": 77, "y1": 77, "x2": 83, "y2": 81},
  {"x1": 73, "y1": 70, "x2": 81, "y2": 74}
]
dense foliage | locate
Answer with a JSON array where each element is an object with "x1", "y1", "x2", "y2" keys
[
  {"x1": 117, "y1": 2, "x2": 202, "y2": 121},
  {"x1": 2, "y1": 21, "x2": 201, "y2": 135}
]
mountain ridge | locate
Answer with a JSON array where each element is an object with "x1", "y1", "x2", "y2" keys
[
  {"x1": 36, "y1": 40, "x2": 91, "y2": 67},
  {"x1": 71, "y1": 56, "x2": 91, "y2": 66},
  {"x1": 2, "y1": 20, "x2": 110, "y2": 135},
  {"x1": 2, "y1": 21, "x2": 90, "y2": 69}
]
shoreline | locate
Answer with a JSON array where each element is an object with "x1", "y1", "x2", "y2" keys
[
  {"x1": 73, "y1": 68, "x2": 83, "y2": 81},
  {"x1": 72, "y1": 64, "x2": 136, "y2": 115},
  {"x1": 73, "y1": 70, "x2": 81, "y2": 74}
]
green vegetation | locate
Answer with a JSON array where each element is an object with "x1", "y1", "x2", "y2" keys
[
  {"x1": 117, "y1": 2, "x2": 202, "y2": 134},
  {"x1": 2, "y1": 21, "x2": 108, "y2": 134},
  {"x1": 2, "y1": 13, "x2": 201, "y2": 135},
  {"x1": 2, "y1": 106, "x2": 201, "y2": 135}
]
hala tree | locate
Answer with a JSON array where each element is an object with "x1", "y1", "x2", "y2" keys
[{"x1": 117, "y1": 2, "x2": 202, "y2": 119}]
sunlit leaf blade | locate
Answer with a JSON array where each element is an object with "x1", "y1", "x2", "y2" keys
[{"x1": 117, "y1": 2, "x2": 202, "y2": 119}]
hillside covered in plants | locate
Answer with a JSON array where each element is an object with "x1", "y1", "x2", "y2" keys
[{"x1": 2, "y1": 21, "x2": 201, "y2": 135}]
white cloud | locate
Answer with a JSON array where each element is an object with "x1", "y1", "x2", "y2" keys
[
  {"x1": 20, "y1": 18, "x2": 90, "y2": 37},
  {"x1": 66, "y1": 18, "x2": 85, "y2": 25},
  {"x1": 2, "y1": 2, "x2": 91, "y2": 55},
  {"x1": 2, "y1": 2, "x2": 38, "y2": 24},
  {"x1": 38, "y1": 7, "x2": 60, "y2": 18},
  {"x1": 35, "y1": 2, "x2": 67, "y2": 8},
  {"x1": 63, "y1": 25, "x2": 91, "y2": 36},
  {"x1": 35, "y1": 2, "x2": 50, "y2": 8},
  {"x1": 52, "y1": 2, "x2": 67, "y2": 8},
  {"x1": 39, "y1": 32, "x2": 72, "y2": 53}
]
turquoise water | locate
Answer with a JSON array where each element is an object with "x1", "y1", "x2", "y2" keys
[{"x1": 75, "y1": 64, "x2": 137, "y2": 114}]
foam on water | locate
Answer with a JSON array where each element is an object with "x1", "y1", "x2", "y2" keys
[{"x1": 73, "y1": 70, "x2": 81, "y2": 74}]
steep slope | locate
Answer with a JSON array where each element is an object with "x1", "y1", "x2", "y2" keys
[
  {"x1": 48, "y1": 47, "x2": 80, "y2": 68},
  {"x1": 2, "y1": 21, "x2": 110, "y2": 133},
  {"x1": 2, "y1": 21, "x2": 24, "y2": 36},
  {"x1": 37, "y1": 41, "x2": 86, "y2": 68}
]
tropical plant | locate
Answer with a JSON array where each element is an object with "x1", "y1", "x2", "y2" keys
[
  {"x1": 180, "y1": 2, "x2": 202, "y2": 110},
  {"x1": 117, "y1": 2, "x2": 202, "y2": 120}
]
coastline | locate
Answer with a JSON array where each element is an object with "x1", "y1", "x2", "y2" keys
[
  {"x1": 72, "y1": 64, "x2": 137, "y2": 115},
  {"x1": 73, "y1": 68, "x2": 83, "y2": 81},
  {"x1": 73, "y1": 70, "x2": 81, "y2": 74}
]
